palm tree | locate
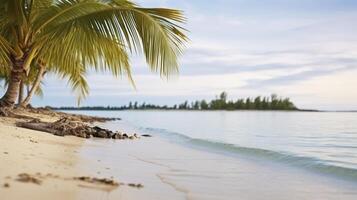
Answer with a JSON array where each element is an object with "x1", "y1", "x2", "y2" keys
[
  {"x1": 0, "y1": 59, "x2": 89, "y2": 107},
  {"x1": 0, "y1": 61, "x2": 45, "y2": 105},
  {"x1": 0, "y1": 0, "x2": 187, "y2": 108}
]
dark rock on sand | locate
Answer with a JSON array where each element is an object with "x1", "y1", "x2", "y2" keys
[
  {"x1": 95, "y1": 130, "x2": 109, "y2": 138},
  {"x1": 108, "y1": 131, "x2": 116, "y2": 138},
  {"x1": 75, "y1": 132, "x2": 88, "y2": 139},
  {"x1": 92, "y1": 126, "x2": 102, "y2": 132},
  {"x1": 112, "y1": 133, "x2": 123, "y2": 139},
  {"x1": 92, "y1": 127, "x2": 118, "y2": 139},
  {"x1": 141, "y1": 134, "x2": 152, "y2": 137},
  {"x1": 128, "y1": 183, "x2": 144, "y2": 188},
  {"x1": 3, "y1": 183, "x2": 10, "y2": 188}
]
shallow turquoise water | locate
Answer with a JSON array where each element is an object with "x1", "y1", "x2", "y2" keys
[{"x1": 66, "y1": 110, "x2": 357, "y2": 180}]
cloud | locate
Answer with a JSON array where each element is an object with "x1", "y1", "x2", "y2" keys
[
  {"x1": 21, "y1": 0, "x2": 357, "y2": 110},
  {"x1": 241, "y1": 65, "x2": 357, "y2": 90}
]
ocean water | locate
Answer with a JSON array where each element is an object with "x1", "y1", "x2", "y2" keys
[{"x1": 67, "y1": 110, "x2": 357, "y2": 181}]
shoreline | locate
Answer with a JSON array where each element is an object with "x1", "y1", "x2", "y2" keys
[
  {"x1": 53, "y1": 108, "x2": 318, "y2": 112},
  {"x1": 75, "y1": 130, "x2": 357, "y2": 200},
  {"x1": 55, "y1": 108, "x2": 357, "y2": 113},
  {"x1": 0, "y1": 108, "x2": 151, "y2": 200},
  {"x1": 0, "y1": 114, "x2": 187, "y2": 200},
  {"x1": 2, "y1": 110, "x2": 357, "y2": 199}
]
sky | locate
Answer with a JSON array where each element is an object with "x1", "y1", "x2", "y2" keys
[{"x1": 30, "y1": 0, "x2": 357, "y2": 110}]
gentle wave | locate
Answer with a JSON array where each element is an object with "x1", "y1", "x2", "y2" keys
[{"x1": 142, "y1": 127, "x2": 357, "y2": 181}]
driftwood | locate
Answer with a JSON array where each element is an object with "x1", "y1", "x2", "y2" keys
[
  {"x1": 16, "y1": 117, "x2": 139, "y2": 140},
  {"x1": 1, "y1": 107, "x2": 147, "y2": 140},
  {"x1": 16, "y1": 121, "x2": 62, "y2": 136}
]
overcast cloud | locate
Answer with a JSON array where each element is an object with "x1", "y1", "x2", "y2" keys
[{"x1": 22, "y1": 0, "x2": 357, "y2": 110}]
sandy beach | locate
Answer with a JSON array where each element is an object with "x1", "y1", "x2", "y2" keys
[
  {"x1": 0, "y1": 116, "x2": 186, "y2": 200},
  {"x1": 0, "y1": 110, "x2": 185, "y2": 200},
  {"x1": 2, "y1": 111, "x2": 357, "y2": 200},
  {"x1": 0, "y1": 121, "x2": 85, "y2": 199}
]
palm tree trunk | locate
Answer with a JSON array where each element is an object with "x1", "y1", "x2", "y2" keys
[
  {"x1": 20, "y1": 66, "x2": 45, "y2": 107},
  {"x1": 0, "y1": 58, "x2": 26, "y2": 108},
  {"x1": 18, "y1": 81, "x2": 24, "y2": 105},
  {"x1": 26, "y1": 84, "x2": 30, "y2": 95}
]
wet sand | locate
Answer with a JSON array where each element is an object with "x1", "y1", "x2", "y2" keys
[
  {"x1": 0, "y1": 121, "x2": 148, "y2": 200},
  {"x1": 76, "y1": 136, "x2": 357, "y2": 200},
  {"x1": 1, "y1": 120, "x2": 357, "y2": 200}
]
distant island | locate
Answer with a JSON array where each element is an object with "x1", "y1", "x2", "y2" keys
[{"x1": 51, "y1": 92, "x2": 305, "y2": 111}]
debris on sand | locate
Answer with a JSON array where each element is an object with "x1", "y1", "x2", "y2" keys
[
  {"x1": 5, "y1": 107, "x2": 144, "y2": 141},
  {"x1": 74, "y1": 176, "x2": 120, "y2": 187},
  {"x1": 12, "y1": 173, "x2": 142, "y2": 191},
  {"x1": 141, "y1": 134, "x2": 153, "y2": 137},
  {"x1": 16, "y1": 173, "x2": 42, "y2": 185},
  {"x1": 29, "y1": 139, "x2": 38, "y2": 143},
  {"x1": 3, "y1": 183, "x2": 10, "y2": 188},
  {"x1": 127, "y1": 183, "x2": 144, "y2": 188},
  {"x1": 16, "y1": 117, "x2": 140, "y2": 140}
]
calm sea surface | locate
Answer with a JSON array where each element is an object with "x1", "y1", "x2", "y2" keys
[{"x1": 66, "y1": 110, "x2": 357, "y2": 180}]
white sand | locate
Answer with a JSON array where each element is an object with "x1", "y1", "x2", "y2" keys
[
  {"x1": 0, "y1": 122, "x2": 85, "y2": 199},
  {"x1": 0, "y1": 117, "x2": 185, "y2": 200},
  {"x1": 76, "y1": 137, "x2": 357, "y2": 200},
  {"x1": 1, "y1": 119, "x2": 357, "y2": 200}
]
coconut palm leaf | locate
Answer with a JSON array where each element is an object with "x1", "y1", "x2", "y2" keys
[
  {"x1": 0, "y1": 0, "x2": 187, "y2": 106},
  {"x1": 33, "y1": 0, "x2": 187, "y2": 76},
  {"x1": 49, "y1": 58, "x2": 90, "y2": 105}
]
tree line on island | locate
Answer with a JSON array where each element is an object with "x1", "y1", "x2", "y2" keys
[{"x1": 54, "y1": 92, "x2": 299, "y2": 111}]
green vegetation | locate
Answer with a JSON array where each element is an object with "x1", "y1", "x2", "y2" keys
[
  {"x1": 0, "y1": 0, "x2": 187, "y2": 109},
  {"x1": 55, "y1": 92, "x2": 298, "y2": 111}
]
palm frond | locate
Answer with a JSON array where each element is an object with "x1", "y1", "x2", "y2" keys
[
  {"x1": 34, "y1": 83, "x2": 44, "y2": 98},
  {"x1": 0, "y1": 35, "x2": 13, "y2": 64},
  {"x1": 0, "y1": 0, "x2": 188, "y2": 105},
  {"x1": 28, "y1": 0, "x2": 54, "y2": 24},
  {"x1": 47, "y1": 53, "x2": 90, "y2": 105},
  {"x1": 34, "y1": 0, "x2": 187, "y2": 77}
]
